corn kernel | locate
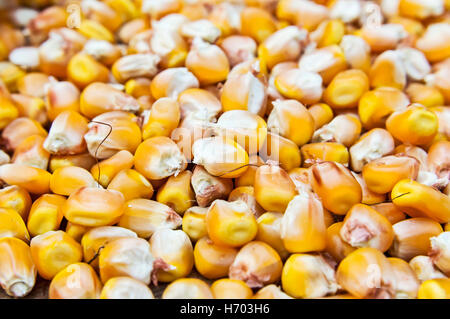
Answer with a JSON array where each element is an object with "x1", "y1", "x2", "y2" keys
[
  {"x1": 27, "y1": 194, "x2": 65, "y2": 237},
  {"x1": 0, "y1": 208, "x2": 30, "y2": 243}
]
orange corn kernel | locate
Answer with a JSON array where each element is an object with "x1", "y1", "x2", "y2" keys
[
  {"x1": 310, "y1": 161, "x2": 362, "y2": 215},
  {"x1": 11, "y1": 134, "x2": 49, "y2": 170},
  {"x1": 325, "y1": 222, "x2": 356, "y2": 263},
  {"x1": 193, "y1": 236, "x2": 238, "y2": 280},
  {"x1": 107, "y1": 169, "x2": 154, "y2": 202},
  {"x1": 211, "y1": 278, "x2": 253, "y2": 299},
  {"x1": 49, "y1": 153, "x2": 97, "y2": 173},
  {"x1": 90, "y1": 150, "x2": 134, "y2": 188},
  {"x1": 50, "y1": 166, "x2": 97, "y2": 196},
  {"x1": 1, "y1": 117, "x2": 47, "y2": 151},
  {"x1": 301, "y1": 142, "x2": 350, "y2": 167},
  {"x1": 162, "y1": 278, "x2": 213, "y2": 299},
  {"x1": 142, "y1": 97, "x2": 180, "y2": 140}
]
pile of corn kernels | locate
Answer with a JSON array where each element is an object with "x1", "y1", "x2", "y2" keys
[{"x1": 0, "y1": 0, "x2": 449, "y2": 299}]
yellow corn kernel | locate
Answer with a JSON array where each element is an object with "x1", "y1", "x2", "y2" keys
[
  {"x1": 358, "y1": 87, "x2": 409, "y2": 130},
  {"x1": 16, "y1": 72, "x2": 50, "y2": 98},
  {"x1": 235, "y1": 155, "x2": 264, "y2": 187},
  {"x1": 81, "y1": 226, "x2": 137, "y2": 269},
  {"x1": 428, "y1": 108, "x2": 450, "y2": 142},
  {"x1": 392, "y1": 179, "x2": 450, "y2": 223},
  {"x1": 49, "y1": 153, "x2": 97, "y2": 173},
  {"x1": 0, "y1": 208, "x2": 30, "y2": 243},
  {"x1": 0, "y1": 237, "x2": 36, "y2": 298},
  {"x1": 389, "y1": 16, "x2": 424, "y2": 40},
  {"x1": 337, "y1": 247, "x2": 396, "y2": 299},
  {"x1": 311, "y1": 161, "x2": 362, "y2": 215},
  {"x1": 177, "y1": 88, "x2": 222, "y2": 122},
  {"x1": 100, "y1": 276, "x2": 154, "y2": 299},
  {"x1": 10, "y1": 94, "x2": 47, "y2": 125},
  {"x1": 370, "y1": 51, "x2": 407, "y2": 90},
  {"x1": 192, "y1": 136, "x2": 249, "y2": 179},
  {"x1": 156, "y1": 171, "x2": 194, "y2": 215},
  {"x1": 308, "y1": 103, "x2": 334, "y2": 130},
  {"x1": 0, "y1": 185, "x2": 31, "y2": 221},
  {"x1": 276, "y1": 0, "x2": 328, "y2": 31},
  {"x1": 388, "y1": 257, "x2": 420, "y2": 299},
  {"x1": 43, "y1": 110, "x2": 88, "y2": 156},
  {"x1": 339, "y1": 35, "x2": 371, "y2": 73},
  {"x1": 301, "y1": 142, "x2": 349, "y2": 167},
  {"x1": 142, "y1": 98, "x2": 180, "y2": 140},
  {"x1": 107, "y1": 169, "x2": 154, "y2": 202},
  {"x1": 206, "y1": 199, "x2": 257, "y2": 248},
  {"x1": 65, "y1": 222, "x2": 92, "y2": 243},
  {"x1": 312, "y1": 114, "x2": 362, "y2": 148},
  {"x1": 67, "y1": 53, "x2": 110, "y2": 89},
  {"x1": 280, "y1": 193, "x2": 327, "y2": 253},
  {"x1": 79, "y1": 82, "x2": 140, "y2": 119},
  {"x1": 362, "y1": 155, "x2": 420, "y2": 195},
  {"x1": 240, "y1": 7, "x2": 277, "y2": 43},
  {"x1": 398, "y1": 0, "x2": 444, "y2": 20},
  {"x1": 150, "y1": 229, "x2": 194, "y2": 283},
  {"x1": 99, "y1": 237, "x2": 155, "y2": 284},
  {"x1": 50, "y1": 166, "x2": 98, "y2": 196},
  {"x1": 27, "y1": 194, "x2": 65, "y2": 237},
  {"x1": 193, "y1": 236, "x2": 238, "y2": 279},
  {"x1": 185, "y1": 38, "x2": 230, "y2": 85},
  {"x1": 253, "y1": 284, "x2": 293, "y2": 299},
  {"x1": 90, "y1": 150, "x2": 134, "y2": 188},
  {"x1": 0, "y1": 61, "x2": 25, "y2": 92},
  {"x1": 211, "y1": 278, "x2": 253, "y2": 299},
  {"x1": 267, "y1": 99, "x2": 314, "y2": 146},
  {"x1": 386, "y1": 104, "x2": 438, "y2": 146},
  {"x1": 0, "y1": 23, "x2": 24, "y2": 61},
  {"x1": 254, "y1": 164, "x2": 297, "y2": 213},
  {"x1": 124, "y1": 77, "x2": 152, "y2": 98},
  {"x1": 77, "y1": 19, "x2": 114, "y2": 42},
  {"x1": 49, "y1": 263, "x2": 102, "y2": 299},
  {"x1": 150, "y1": 28, "x2": 188, "y2": 69},
  {"x1": 1, "y1": 117, "x2": 47, "y2": 151},
  {"x1": 406, "y1": 83, "x2": 444, "y2": 108},
  {"x1": 63, "y1": 187, "x2": 125, "y2": 227},
  {"x1": 30, "y1": 230, "x2": 82, "y2": 280},
  {"x1": 0, "y1": 163, "x2": 51, "y2": 194},
  {"x1": 0, "y1": 94, "x2": 19, "y2": 130},
  {"x1": 326, "y1": 222, "x2": 356, "y2": 262},
  {"x1": 429, "y1": 232, "x2": 450, "y2": 276},
  {"x1": 259, "y1": 133, "x2": 300, "y2": 172},
  {"x1": 258, "y1": 26, "x2": 306, "y2": 70},
  {"x1": 311, "y1": 19, "x2": 345, "y2": 48},
  {"x1": 389, "y1": 218, "x2": 443, "y2": 261},
  {"x1": 418, "y1": 278, "x2": 450, "y2": 299},
  {"x1": 349, "y1": 128, "x2": 396, "y2": 172},
  {"x1": 86, "y1": 111, "x2": 142, "y2": 159},
  {"x1": 324, "y1": 69, "x2": 369, "y2": 109},
  {"x1": 181, "y1": 207, "x2": 207, "y2": 243},
  {"x1": 340, "y1": 204, "x2": 394, "y2": 252},
  {"x1": 281, "y1": 253, "x2": 339, "y2": 299},
  {"x1": 361, "y1": 23, "x2": 407, "y2": 53},
  {"x1": 135, "y1": 136, "x2": 187, "y2": 180},
  {"x1": 229, "y1": 241, "x2": 282, "y2": 288},
  {"x1": 162, "y1": 278, "x2": 213, "y2": 299}
]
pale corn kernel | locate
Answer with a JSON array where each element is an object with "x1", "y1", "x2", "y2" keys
[
  {"x1": 112, "y1": 53, "x2": 160, "y2": 83},
  {"x1": 274, "y1": 69, "x2": 323, "y2": 105},
  {"x1": 312, "y1": 114, "x2": 361, "y2": 147},
  {"x1": 220, "y1": 36, "x2": 257, "y2": 67}
]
